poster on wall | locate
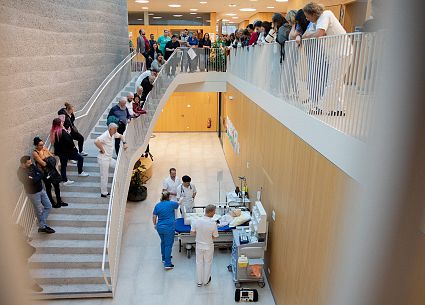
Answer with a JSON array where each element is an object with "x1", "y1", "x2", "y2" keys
[{"x1": 226, "y1": 116, "x2": 240, "y2": 154}]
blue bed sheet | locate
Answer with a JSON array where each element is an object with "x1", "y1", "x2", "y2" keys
[{"x1": 175, "y1": 217, "x2": 232, "y2": 233}]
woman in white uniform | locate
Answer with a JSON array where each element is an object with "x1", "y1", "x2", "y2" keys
[{"x1": 176, "y1": 175, "x2": 197, "y2": 213}]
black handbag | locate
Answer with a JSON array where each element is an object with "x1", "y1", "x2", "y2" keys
[{"x1": 44, "y1": 156, "x2": 62, "y2": 184}]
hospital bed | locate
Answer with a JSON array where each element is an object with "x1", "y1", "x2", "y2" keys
[{"x1": 175, "y1": 204, "x2": 250, "y2": 258}]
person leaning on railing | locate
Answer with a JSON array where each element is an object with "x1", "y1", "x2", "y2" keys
[
  {"x1": 107, "y1": 97, "x2": 131, "y2": 155},
  {"x1": 151, "y1": 54, "x2": 165, "y2": 72},
  {"x1": 32, "y1": 136, "x2": 68, "y2": 208},
  {"x1": 198, "y1": 33, "x2": 212, "y2": 72},
  {"x1": 17, "y1": 156, "x2": 55, "y2": 234},
  {"x1": 273, "y1": 13, "x2": 291, "y2": 63},
  {"x1": 164, "y1": 35, "x2": 181, "y2": 77}
]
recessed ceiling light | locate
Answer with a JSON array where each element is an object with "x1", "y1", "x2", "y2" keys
[
  {"x1": 190, "y1": 12, "x2": 197, "y2": 15},
  {"x1": 200, "y1": 1, "x2": 207, "y2": 4},
  {"x1": 228, "y1": 4, "x2": 236, "y2": 7},
  {"x1": 232, "y1": 16, "x2": 239, "y2": 19},
  {"x1": 190, "y1": 8, "x2": 198, "y2": 11},
  {"x1": 239, "y1": 8, "x2": 256, "y2": 12},
  {"x1": 206, "y1": 20, "x2": 211, "y2": 22},
  {"x1": 225, "y1": 13, "x2": 237, "y2": 16},
  {"x1": 267, "y1": 6, "x2": 275, "y2": 9},
  {"x1": 135, "y1": 0, "x2": 149, "y2": 3},
  {"x1": 196, "y1": 16, "x2": 202, "y2": 18},
  {"x1": 275, "y1": 0, "x2": 288, "y2": 2},
  {"x1": 249, "y1": 0, "x2": 258, "y2": 2},
  {"x1": 168, "y1": 4, "x2": 181, "y2": 7},
  {"x1": 137, "y1": 18, "x2": 143, "y2": 20},
  {"x1": 148, "y1": 13, "x2": 154, "y2": 15},
  {"x1": 142, "y1": 6, "x2": 148, "y2": 9},
  {"x1": 173, "y1": 14, "x2": 183, "y2": 17},
  {"x1": 222, "y1": 19, "x2": 230, "y2": 22},
  {"x1": 152, "y1": 16, "x2": 162, "y2": 19}
]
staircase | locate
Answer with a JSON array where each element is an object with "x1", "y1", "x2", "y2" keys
[{"x1": 28, "y1": 75, "x2": 139, "y2": 299}]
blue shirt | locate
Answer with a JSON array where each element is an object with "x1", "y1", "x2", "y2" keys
[
  {"x1": 188, "y1": 36, "x2": 199, "y2": 46},
  {"x1": 153, "y1": 200, "x2": 179, "y2": 231}
]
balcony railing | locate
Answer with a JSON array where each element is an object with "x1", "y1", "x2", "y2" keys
[{"x1": 228, "y1": 32, "x2": 384, "y2": 141}]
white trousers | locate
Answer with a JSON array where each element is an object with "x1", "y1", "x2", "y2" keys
[
  {"x1": 98, "y1": 157, "x2": 116, "y2": 195},
  {"x1": 196, "y1": 246, "x2": 214, "y2": 284}
]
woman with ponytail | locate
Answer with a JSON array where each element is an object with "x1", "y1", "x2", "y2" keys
[{"x1": 58, "y1": 102, "x2": 87, "y2": 156}]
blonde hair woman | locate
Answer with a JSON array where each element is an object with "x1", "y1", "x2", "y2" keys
[{"x1": 286, "y1": 10, "x2": 298, "y2": 40}]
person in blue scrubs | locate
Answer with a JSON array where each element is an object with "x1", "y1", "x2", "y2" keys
[{"x1": 152, "y1": 191, "x2": 179, "y2": 270}]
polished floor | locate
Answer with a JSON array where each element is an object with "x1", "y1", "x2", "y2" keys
[{"x1": 38, "y1": 133, "x2": 276, "y2": 305}]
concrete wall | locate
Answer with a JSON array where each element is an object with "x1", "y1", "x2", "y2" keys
[{"x1": 0, "y1": 0, "x2": 129, "y2": 206}]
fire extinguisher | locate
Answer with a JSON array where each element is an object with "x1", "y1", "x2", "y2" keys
[{"x1": 207, "y1": 118, "x2": 212, "y2": 128}]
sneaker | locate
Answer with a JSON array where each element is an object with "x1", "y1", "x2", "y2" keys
[
  {"x1": 164, "y1": 264, "x2": 174, "y2": 270},
  {"x1": 60, "y1": 202, "x2": 69, "y2": 207},
  {"x1": 69, "y1": 160, "x2": 77, "y2": 164},
  {"x1": 78, "y1": 171, "x2": 89, "y2": 177},
  {"x1": 101, "y1": 193, "x2": 110, "y2": 198},
  {"x1": 38, "y1": 226, "x2": 55, "y2": 234},
  {"x1": 197, "y1": 283, "x2": 202, "y2": 287},
  {"x1": 162, "y1": 256, "x2": 173, "y2": 263},
  {"x1": 52, "y1": 203, "x2": 61, "y2": 209},
  {"x1": 205, "y1": 276, "x2": 211, "y2": 286},
  {"x1": 63, "y1": 180, "x2": 74, "y2": 186},
  {"x1": 80, "y1": 151, "x2": 88, "y2": 156}
]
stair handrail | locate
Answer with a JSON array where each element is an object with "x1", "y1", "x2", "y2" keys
[{"x1": 13, "y1": 52, "x2": 137, "y2": 238}]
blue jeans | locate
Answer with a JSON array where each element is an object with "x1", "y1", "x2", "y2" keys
[
  {"x1": 27, "y1": 190, "x2": 52, "y2": 228},
  {"x1": 157, "y1": 229, "x2": 175, "y2": 267}
]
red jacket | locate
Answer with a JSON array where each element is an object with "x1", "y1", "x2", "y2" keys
[
  {"x1": 248, "y1": 32, "x2": 259, "y2": 46},
  {"x1": 143, "y1": 36, "x2": 150, "y2": 52}
]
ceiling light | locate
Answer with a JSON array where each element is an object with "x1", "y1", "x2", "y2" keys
[
  {"x1": 153, "y1": 16, "x2": 162, "y2": 19},
  {"x1": 142, "y1": 6, "x2": 148, "y2": 9},
  {"x1": 275, "y1": 0, "x2": 289, "y2": 2},
  {"x1": 232, "y1": 16, "x2": 239, "y2": 19},
  {"x1": 135, "y1": 0, "x2": 149, "y2": 3},
  {"x1": 148, "y1": 13, "x2": 154, "y2": 15},
  {"x1": 196, "y1": 16, "x2": 202, "y2": 18},
  {"x1": 222, "y1": 19, "x2": 230, "y2": 22},
  {"x1": 137, "y1": 18, "x2": 143, "y2": 20},
  {"x1": 173, "y1": 14, "x2": 183, "y2": 17},
  {"x1": 267, "y1": 6, "x2": 275, "y2": 9},
  {"x1": 225, "y1": 13, "x2": 237, "y2": 16},
  {"x1": 190, "y1": 12, "x2": 197, "y2": 15},
  {"x1": 206, "y1": 20, "x2": 211, "y2": 22},
  {"x1": 200, "y1": 1, "x2": 207, "y2": 4},
  {"x1": 190, "y1": 8, "x2": 198, "y2": 11},
  {"x1": 239, "y1": 8, "x2": 256, "y2": 12},
  {"x1": 249, "y1": 0, "x2": 258, "y2": 1},
  {"x1": 228, "y1": 4, "x2": 236, "y2": 7},
  {"x1": 168, "y1": 4, "x2": 181, "y2": 7}
]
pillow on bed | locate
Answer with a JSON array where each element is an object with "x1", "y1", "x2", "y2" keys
[{"x1": 229, "y1": 211, "x2": 251, "y2": 227}]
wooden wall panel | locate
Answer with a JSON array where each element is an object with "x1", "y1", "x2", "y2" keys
[
  {"x1": 222, "y1": 85, "x2": 355, "y2": 305},
  {"x1": 249, "y1": 12, "x2": 274, "y2": 24},
  {"x1": 154, "y1": 92, "x2": 218, "y2": 132}
]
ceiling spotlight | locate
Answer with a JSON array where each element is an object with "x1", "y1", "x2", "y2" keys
[
  {"x1": 173, "y1": 14, "x2": 183, "y2": 17},
  {"x1": 142, "y1": 6, "x2": 148, "y2": 9},
  {"x1": 275, "y1": 0, "x2": 289, "y2": 2},
  {"x1": 168, "y1": 4, "x2": 181, "y2": 7},
  {"x1": 232, "y1": 16, "x2": 239, "y2": 19},
  {"x1": 267, "y1": 6, "x2": 275, "y2": 9},
  {"x1": 137, "y1": 18, "x2": 143, "y2": 20},
  {"x1": 190, "y1": 8, "x2": 198, "y2": 11},
  {"x1": 228, "y1": 4, "x2": 236, "y2": 7},
  {"x1": 196, "y1": 16, "x2": 202, "y2": 18},
  {"x1": 225, "y1": 13, "x2": 237, "y2": 16},
  {"x1": 190, "y1": 12, "x2": 197, "y2": 14},
  {"x1": 200, "y1": 1, "x2": 208, "y2": 4},
  {"x1": 239, "y1": 8, "x2": 256, "y2": 12},
  {"x1": 222, "y1": 19, "x2": 230, "y2": 22},
  {"x1": 135, "y1": 0, "x2": 149, "y2": 3},
  {"x1": 148, "y1": 13, "x2": 154, "y2": 15},
  {"x1": 152, "y1": 16, "x2": 162, "y2": 19}
]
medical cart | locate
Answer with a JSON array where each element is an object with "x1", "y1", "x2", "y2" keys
[{"x1": 228, "y1": 201, "x2": 268, "y2": 288}]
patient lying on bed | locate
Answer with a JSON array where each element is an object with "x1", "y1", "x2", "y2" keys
[{"x1": 217, "y1": 209, "x2": 251, "y2": 228}]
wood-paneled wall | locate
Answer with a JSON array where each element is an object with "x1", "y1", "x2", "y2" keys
[
  {"x1": 222, "y1": 85, "x2": 355, "y2": 305},
  {"x1": 154, "y1": 92, "x2": 218, "y2": 132},
  {"x1": 248, "y1": 12, "x2": 274, "y2": 24}
]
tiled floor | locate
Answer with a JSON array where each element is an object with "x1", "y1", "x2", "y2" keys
[{"x1": 38, "y1": 133, "x2": 276, "y2": 305}]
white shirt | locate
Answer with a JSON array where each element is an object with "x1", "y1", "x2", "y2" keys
[
  {"x1": 176, "y1": 183, "x2": 197, "y2": 206},
  {"x1": 162, "y1": 176, "x2": 181, "y2": 201},
  {"x1": 126, "y1": 101, "x2": 134, "y2": 117},
  {"x1": 191, "y1": 216, "x2": 219, "y2": 250},
  {"x1": 316, "y1": 10, "x2": 346, "y2": 36},
  {"x1": 96, "y1": 130, "x2": 121, "y2": 160}
]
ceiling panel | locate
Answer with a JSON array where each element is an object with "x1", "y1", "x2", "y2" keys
[{"x1": 128, "y1": 0, "x2": 290, "y2": 21}]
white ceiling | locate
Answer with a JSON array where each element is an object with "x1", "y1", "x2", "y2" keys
[{"x1": 128, "y1": 0, "x2": 290, "y2": 22}]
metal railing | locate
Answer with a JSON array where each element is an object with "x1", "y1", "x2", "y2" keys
[
  {"x1": 228, "y1": 32, "x2": 384, "y2": 141},
  {"x1": 102, "y1": 47, "x2": 227, "y2": 292},
  {"x1": 13, "y1": 52, "x2": 135, "y2": 238}
]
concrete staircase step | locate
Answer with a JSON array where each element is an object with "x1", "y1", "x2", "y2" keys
[
  {"x1": 30, "y1": 268, "x2": 110, "y2": 285},
  {"x1": 47, "y1": 213, "x2": 107, "y2": 227},
  {"x1": 60, "y1": 181, "x2": 112, "y2": 193},
  {"x1": 31, "y1": 284, "x2": 112, "y2": 299},
  {"x1": 90, "y1": 131, "x2": 103, "y2": 139},
  {"x1": 31, "y1": 239, "x2": 104, "y2": 254},
  {"x1": 50, "y1": 203, "x2": 108, "y2": 215},
  {"x1": 32, "y1": 226, "x2": 105, "y2": 241},
  {"x1": 29, "y1": 254, "x2": 106, "y2": 269},
  {"x1": 67, "y1": 162, "x2": 100, "y2": 172},
  {"x1": 59, "y1": 191, "x2": 110, "y2": 204},
  {"x1": 66, "y1": 172, "x2": 113, "y2": 182},
  {"x1": 95, "y1": 126, "x2": 108, "y2": 133}
]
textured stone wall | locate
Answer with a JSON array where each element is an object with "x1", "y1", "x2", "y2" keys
[{"x1": 0, "y1": 0, "x2": 129, "y2": 206}]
